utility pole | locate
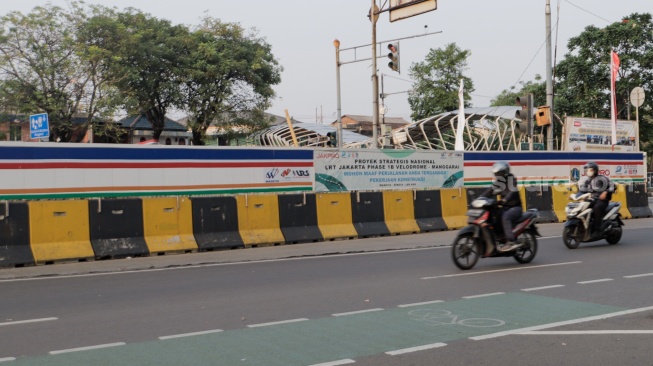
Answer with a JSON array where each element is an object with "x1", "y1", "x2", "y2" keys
[
  {"x1": 545, "y1": 0, "x2": 554, "y2": 150},
  {"x1": 333, "y1": 39, "x2": 343, "y2": 147},
  {"x1": 371, "y1": 0, "x2": 380, "y2": 148}
]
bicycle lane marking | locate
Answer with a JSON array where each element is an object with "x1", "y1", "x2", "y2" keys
[{"x1": 7, "y1": 293, "x2": 626, "y2": 366}]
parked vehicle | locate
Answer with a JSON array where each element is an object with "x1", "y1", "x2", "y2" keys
[
  {"x1": 562, "y1": 192, "x2": 624, "y2": 249},
  {"x1": 451, "y1": 197, "x2": 540, "y2": 270}
]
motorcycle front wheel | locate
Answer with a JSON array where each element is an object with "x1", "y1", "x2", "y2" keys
[
  {"x1": 562, "y1": 226, "x2": 581, "y2": 249},
  {"x1": 606, "y1": 226, "x2": 622, "y2": 245},
  {"x1": 514, "y1": 230, "x2": 537, "y2": 264},
  {"x1": 451, "y1": 233, "x2": 480, "y2": 270}
]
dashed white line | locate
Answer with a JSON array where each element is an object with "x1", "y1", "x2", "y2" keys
[
  {"x1": 159, "y1": 329, "x2": 223, "y2": 340},
  {"x1": 421, "y1": 261, "x2": 582, "y2": 280},
  {"x1": 470, "y1": 305, "x2": 653, "y2": 340},
  {"x1": 385, "y1": 342, "x2": 447, "y2": 355},
  {"x1": 521, "y1": 285, "x2": 565, "y2": 292},
  {"x1": 49, "y1": 342, "x2": 126, "y2": 355},
  {"x1": 0, "y1": 317, "x2": 57, "y2": 327},
  {"x1": 463, "y1": 292, "x2": 505, "y2": 299},
  {"x1": 521, "y1": 330, "x2": 653, "y2": 335},
  {"x1": 247, "y1": 318, "x2": 308, "y2": 328},
  {"x1": 398, "y1": 300, "x2": 444, "y2": 308},
  {"x1": 332, "y1": 309, "x2": 384, "y2": 317},
  {"x1": 578, "y1": 278, "x2": 613, "y2": 284},
  {"x1": 624, "y1": 273, "x2": 653, "y2": 279},
  {"x1": 309, "y1": 359, "x2": 356, "y2": 366},
  {"x1": 0, "y1": 357, "x2": 16, "y2": 363}
]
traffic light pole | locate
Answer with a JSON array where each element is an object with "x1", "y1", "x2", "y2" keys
[
  {"x1": 545, "y1": 0, "x2": 554, "y2": 150},
  {"x1": 371, "y1": 0, "x2": 380, "y2": 148}
]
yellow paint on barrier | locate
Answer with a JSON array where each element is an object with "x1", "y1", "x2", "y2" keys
[
  {"x1": 142, "y1": 197, "x2": 198, "y2": 253},
  {"x1": 612, "y1": 183, "x2": 632, "y2": 219},
  {"x1": 552, "y1": 184, "x2": 574, "y2": 222},
  {"x1": 28, "y1": 200, "x2": 94, "y2": 264},
  {"x1": 236, "y1": 194, "x2": 285, "y2": 246},
  {"x1": 440, "y1": 187, "x2": 468, "y2": 230},
  {"x1": 316, "y1": 192, "x2": 358, "y2": 240},
  {"x1": 382, "y1": 191, "x2": 420, "y2": 234}
]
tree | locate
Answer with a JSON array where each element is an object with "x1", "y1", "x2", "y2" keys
[
  {"x1": 0, "y1": 2, "x2": 109, "y2": 141},
  {"x1": 82, "y1": 8, "x2": 189, "y2": 140},
  {"x1": 407, "y1": 43, "x2": 474, "y2": 121},
  {"x1": 181, "y1": 17, "x2": 282, "y2": 145},
  {"x1": 554, "y1": 12, "x2": 653, "y2": 156},
  {"x1": 491, "y1": 76, "x2": 546, "y2": 107}
]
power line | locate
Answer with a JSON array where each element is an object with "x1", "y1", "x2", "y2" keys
[{"x1": 564, "y1": 0, "x2": 611, "y2": 23}]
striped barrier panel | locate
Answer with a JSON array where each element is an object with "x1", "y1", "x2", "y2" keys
[
  {"x1": 88, "y1": 198, "x2": 150, "y2": 259},
  {"x1": 551, "y1": 185, "x2": 574, "y2": 222},
  {"x1": 28, "y1": 200, "x2": 94, "y2": 264},
  {"x1": 278, "y1": 193, "x2": 323, "y2": 244},
  {"x1": 315, "y1": 192, "x2": 358, "y2": 241},
  {"x1": 236, "y1": 195, "x2": 285, "y2": 247},
  {"x1": 142, "y1": 197, "x2": 198, "y2": 254},
  {"x1": 382, "y1": 191, "x2": 420, "y2": 235},
  {"x1": 440, "y1": 188, "x2": 468, "y2": 230},
  {"x1": 626, "y1": 183, "x2": 652, "y2": 218},
  {"x1": 612, "y1": 184, "x2": 632, "y2": 219},
  {"x1": 413, "y1": 190, "x2": 447, "y2": 232},
  {"x1": 190, "y1": 197, "x2": 244, "y2": 251},
  {"x1": 524, "y1": 186, "x2": 558, "y2": 223},
  {"x1": 350, "y1": 191, "x2": 390, "y2": 238},
  {"x1": 0, "y1": 202, "x2": 33, "y2": 268}
]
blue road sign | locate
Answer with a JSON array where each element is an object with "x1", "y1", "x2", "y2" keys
[{"x1": 30, "y1": 113, "x2": 50, "y2": 139}]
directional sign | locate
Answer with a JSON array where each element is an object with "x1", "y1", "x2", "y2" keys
[{"x1": 29, "y1": 113, "x2": 50, "y2": 139}]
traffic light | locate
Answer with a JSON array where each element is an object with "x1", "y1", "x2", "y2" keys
[
  {"x1": 387, "y1": 43, "x2": 400, "y2": 73},
  {"x1": 326, "y1": 131, "x2": 337, "y2": 147},
  {"x1": 515, "y1": 94, "x2": 534, "y2": 136}
]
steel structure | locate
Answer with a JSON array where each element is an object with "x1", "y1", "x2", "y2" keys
[{"x1": 246, "y1": 122, "x2": 369, "y2": 148}]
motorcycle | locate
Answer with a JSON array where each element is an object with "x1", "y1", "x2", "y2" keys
[
  {"x1": 562, "y1": 192, "x2": 624, "y2": 249},
  {"x1": 451, "y1": 196, "x2": 540, "y2": 270}
]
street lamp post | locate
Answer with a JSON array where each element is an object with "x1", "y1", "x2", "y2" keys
[{"x1": 333, "y1": 39, "x2": 342, "y2": 148}]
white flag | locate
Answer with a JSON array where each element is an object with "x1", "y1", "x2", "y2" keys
[
  {"x1": 454, "y1": 79, "x2": 465, "y2": 151},
  {"x1": 610, "y1": 50, "x2": 620, "y2": 149}
]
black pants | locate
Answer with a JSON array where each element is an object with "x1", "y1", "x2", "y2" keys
[
  {"x1": 591, "y1": 199, "x2": 609, "y2": 232},
  {"x1": 501, "y1": 206, "x2": 523, "y2": 242}
]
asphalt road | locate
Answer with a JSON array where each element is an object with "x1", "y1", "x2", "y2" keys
[{"x1": 1, "y1": 216, "x2": 653, "y2": 365}]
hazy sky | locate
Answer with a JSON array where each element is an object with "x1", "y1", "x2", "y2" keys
[{"x1": 0, "y1": 1, "x2": 648, "y2": 122}]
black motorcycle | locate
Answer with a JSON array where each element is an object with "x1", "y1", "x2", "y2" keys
[
  {"x1": 451, "y1": 197, "x2": 540, "y2": 270},
  {"x1": 562, "y1": 192, "x2": 624, "y2": 249}
]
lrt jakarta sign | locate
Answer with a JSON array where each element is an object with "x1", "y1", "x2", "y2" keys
[
  {"x1": 389, "y1": 0, "x2": 437, "y2": 22},
  {"x1": 30, "y1": 113, "x2": 50, "y2": 139}
]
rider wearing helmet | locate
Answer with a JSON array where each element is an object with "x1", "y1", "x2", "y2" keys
[
  {"x1": 481, "y1": 161, "x2": 522, "y2": 252},
  {"x1": 578, "y1": 161, "x2": 615, "y2": 235}
]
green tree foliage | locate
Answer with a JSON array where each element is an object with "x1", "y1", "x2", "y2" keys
[
  {"x1": 182, "y1": 17, "x2": 282, "y2": 145},
  {"x1": 491, "y1": 76, "x2": 546, "y2": 107},
  {"x1": 554, "y1": 12, "x2": 653, "y2": 154},
  {"x1": 408, "y1": 43, "x2": 474, "y2": 121}
]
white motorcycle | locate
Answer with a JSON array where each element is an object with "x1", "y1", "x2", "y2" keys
[{"x1": 562, "y1": 192, "x2": 624, "y2": 249}]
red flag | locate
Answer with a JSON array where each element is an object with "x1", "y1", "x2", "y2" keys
[{"x1": 610, "y1": 51, "x2": 620, "y2": 150}]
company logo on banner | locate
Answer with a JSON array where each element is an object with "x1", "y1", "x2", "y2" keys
[{"x1": 314, "y1": 149, "x2": 463, "y2": 192}]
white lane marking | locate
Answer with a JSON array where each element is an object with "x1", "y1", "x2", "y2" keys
[
  {"x1": 309, "y1": 359, "x2": 356, "y2": 366},
  {"x1": 0, "y1": 317, "x2": 57, "y2": 327},
  {"x1": 0, "y1": 247, "x2": 446, "y2": 283},
  {"x1": 521, "y1": 285, "x2": 565, "y2": 292},
  {"x1": 247, "y1": 318, "x2": 308, "y2": 328},
  {"x1": 521, "y1": 330, "x2": 653, "y2": 335},
  {"x1": 332, "y1": 308, "x2": 384, "y2": 317},
  {"x1": 539, "y1": 236, "x2": 562, "y2": 239},
  {"x1": 624, "y1": 273, "x2": 653, "y2": 279},
  {"x1": 578, "y1": 278, "x2": 613, "y2": 284},
  {"x1": 159, "y1": 329, "x2": 223, "y2": 340},
  {"x1": 463, "y1": 292, "x2": 505, "y2": 299},
  {"x1": 49, "y1": 342, "x2": 126, "y2": 355},
  {"x1": 0, "y1": 357, "x2": 16, "y2": 362},
  {"x1": 398, "y1": 300, "x2": 444, "y2": 308},
  {"x1": 470, "y1": 305, "x2": 653, "y2": 341},
  {"x1": 385, "y1": 342, "x2": 447, "y2": 355},
  {"x1": 421, "y1": 262, "x2": 582, "y2": 280}
]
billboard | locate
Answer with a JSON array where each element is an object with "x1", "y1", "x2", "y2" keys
[
  {"x1": 314, "y1": 149, "x2": 463, "y2": 192},
  {"x1": 562, "y1": 116, "x2": 639, "y2": 152}
]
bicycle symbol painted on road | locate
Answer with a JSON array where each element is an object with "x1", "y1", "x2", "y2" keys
[{"x1": 407, "y1": 309, "x2": 505, "y2": 328}]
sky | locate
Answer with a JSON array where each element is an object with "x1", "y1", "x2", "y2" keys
[{"x1": 0, "y1": 0, "x2": 649, "y2": 123}]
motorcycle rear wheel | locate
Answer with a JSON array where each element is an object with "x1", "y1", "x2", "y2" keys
[
  {"x1": 452, "y1": 233, "x2": 480, "y2": 270},
  {"x1": 605, "y1": 226, "x2": 622, "y2": 245},
  {"x1": 562, "y1": 226, "x2": 581, "y2": 249},
  {"x1": 514, "y1": 231, "x2": 537, "y2": 264}
]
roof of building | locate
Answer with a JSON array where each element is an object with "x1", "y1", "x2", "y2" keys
[{"x1": 116, "y1": 115, "x2": 187, "y2": 131}]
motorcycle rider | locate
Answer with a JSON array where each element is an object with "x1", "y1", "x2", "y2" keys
[
  {"x1": 578, "y1": 161, "x2": 615, "y2": 235},
  {"x1": 481, "y1": 161, "x2": 522, "y2": 252}
]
